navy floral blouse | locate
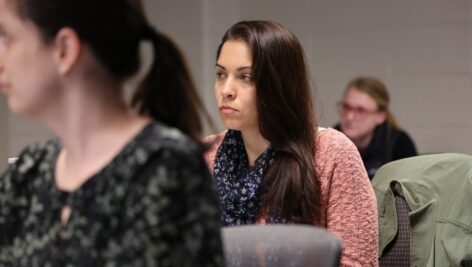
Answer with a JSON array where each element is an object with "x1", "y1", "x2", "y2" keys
[
  {"x1": 213, "y1": 130, "x2": 278, "y2": 226},
  {"x1": 0, "y1": 122, "x2": 224, "y2": 266}
]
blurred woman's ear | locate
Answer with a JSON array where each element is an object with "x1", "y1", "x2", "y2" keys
[
  {"x1": 375, "y1": 111, "x2": 387, "y2": 125},
  {"x1": 53, "y1": 27, "x2": 81, "y2": 75}
]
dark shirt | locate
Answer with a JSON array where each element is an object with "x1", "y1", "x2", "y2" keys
[
  {"x1": 0, "y1": 122, "x2": 224, "y2": 266},
  {"x1": 335, "y1": 122, "x2": 417, "y2": 179}
]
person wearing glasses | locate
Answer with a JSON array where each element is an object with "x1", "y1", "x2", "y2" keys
[{"x1": 335, "y1": 76, "x2": 417, "y2": 179}]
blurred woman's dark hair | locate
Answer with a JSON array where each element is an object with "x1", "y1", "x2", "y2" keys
[{"x1": 10, "y1": 0, "x2": 209, "y2": 141}]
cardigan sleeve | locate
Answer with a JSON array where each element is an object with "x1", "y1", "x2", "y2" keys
[
  {"x1": 203, "y1": 132, "x2": 225, "y2": 175},
  {"x1": 317, "y1": 130, "x2": 379, "y2": 267}
]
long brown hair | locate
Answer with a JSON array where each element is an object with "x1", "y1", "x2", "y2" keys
[
  {"x1": 217, "y1": 21, "x2": 320, "y2": 224},
  {"x1": 11, "y1": 0, "x2": 208, "y2": 141},
  {"x1": 346, "y1": 76, "x2": 401, "y2": 130}
]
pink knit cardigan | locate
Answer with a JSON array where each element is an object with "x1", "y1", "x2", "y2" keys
[{"x1": 205, "y1": 128, "x2": 379, "y2": 267}]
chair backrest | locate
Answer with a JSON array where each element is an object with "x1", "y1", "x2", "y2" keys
[
  {"x1": 379, "y1": 194, "x2": 411, "y2": 266},
  {"x1": 221, "y1": 224, "x2": 342, "y2": 267}
]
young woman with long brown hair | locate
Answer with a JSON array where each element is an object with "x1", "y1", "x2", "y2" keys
[{"x1": 205, "y1": 20, "x2": 379, "y2": 266}]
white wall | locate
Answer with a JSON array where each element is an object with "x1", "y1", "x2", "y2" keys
[
  {"x1": 1, "y1": 0, "x2": 471, "y2": 161},
  {"x1": 7, "y1": 114, "x2": 51, "y2": 157}
]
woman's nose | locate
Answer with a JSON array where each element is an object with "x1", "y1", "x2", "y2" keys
[
  {"x1": 221, "y1": 78, "x2": 236, "y2": 99},
  {"x1": 345, "y1": 110, "x2": 355, "y2": 120}
]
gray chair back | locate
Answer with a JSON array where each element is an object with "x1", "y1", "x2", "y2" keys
[
  {"x1": 222, "y1": 224, "x2": 342, "y2": 267},
  {"x1": 379, "y1": 194, "x2": 411, "y2": 266}
]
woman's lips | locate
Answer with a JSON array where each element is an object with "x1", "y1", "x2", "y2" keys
[{"x1": 219, "y1": 106, "x2": 238, "y2": 114}]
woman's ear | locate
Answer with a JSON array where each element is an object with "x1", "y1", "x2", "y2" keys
[
  {"x1": 53, "y1": 27, "x2": 81, "y2": 75},
  {"x1": 376, "y1": 111, "x2": 387, "y2": 125}
]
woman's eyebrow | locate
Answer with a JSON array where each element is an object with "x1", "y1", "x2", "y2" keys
[{"x1": 215, "y1": 64, "x2": 252, "y2": 72}]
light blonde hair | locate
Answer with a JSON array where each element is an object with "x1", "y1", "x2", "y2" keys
[{"x1": 345, "y1": 76, "x2": 401, "y2": 130}]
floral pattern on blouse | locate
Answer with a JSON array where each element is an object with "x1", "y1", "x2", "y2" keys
[
  {"x1": 0, "y1": 122, "x2": 225, "y2": 267},
  {"x1": 213, "y1": 130, "x2": 277, "y2": 226}
]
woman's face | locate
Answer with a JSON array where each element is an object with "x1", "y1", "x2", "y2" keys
[
  {"x1": 215, "y1": 40, "x2": 258, "y2": 132},
  {"x1": 338, "y1": 87, "x2": 386, "y2": 141},
  {"x1": 0, "y1": 0, "x2": 59, "y2": 117}
]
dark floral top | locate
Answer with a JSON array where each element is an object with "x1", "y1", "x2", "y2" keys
[
  {"x1": 0, "y1": 122, "x2": 224, "y2": 267},
  {"x1": 213, "y1": 130, "x2": 277, "y2": 226}
]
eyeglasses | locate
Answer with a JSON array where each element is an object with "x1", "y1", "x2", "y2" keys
[{"x1": 337, "y1": 101, "x2": 379, "y2": 119}]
